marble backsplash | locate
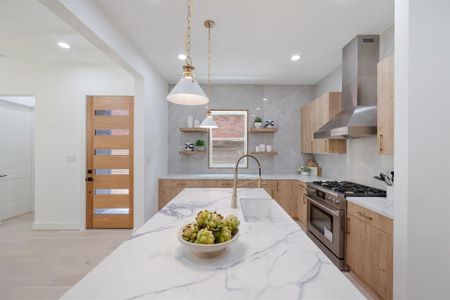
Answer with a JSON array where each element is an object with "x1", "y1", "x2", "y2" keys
[{"x1": 168, "y1": 84, "x2": 315, "y2": 174}]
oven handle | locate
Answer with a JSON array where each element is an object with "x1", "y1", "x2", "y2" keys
[{"x1": 306, "y1": 195, "x2": 343, "y2": 217}]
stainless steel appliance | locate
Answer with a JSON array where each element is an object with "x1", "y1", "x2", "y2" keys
[
  {"x1": 314, "y1": 35, "x2": 380, "y2": 139},
  {"x1": 306, "y1": 181, "x2": 386, "y2": 270}
]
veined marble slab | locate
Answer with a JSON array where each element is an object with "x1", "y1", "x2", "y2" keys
[
  {"x1": 160, "y1": 173, "x2": 326, "y2": 182},
  {"x1": 62, "y1": 188, "x2": 364, "y2": 300},
  {"x1": 347, "y1": 196, "x2": 394, "y2": 219}
]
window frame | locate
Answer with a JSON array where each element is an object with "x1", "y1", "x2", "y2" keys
[{"x1": 208, "y1": 109, "x2": 248, "y2": 169}]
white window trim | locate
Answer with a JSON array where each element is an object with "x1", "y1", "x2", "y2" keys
[{"x1": 209, "y1": 110, "x2": 248, "y2": 168}]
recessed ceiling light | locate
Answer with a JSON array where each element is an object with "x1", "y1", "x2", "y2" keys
[
  {"x1": 178, "y1": 54, "x2": 187, "y2": 60},
  {"x1": 256, "y1": 107, "x2": 260, "y2": 111},
  {"x1": 263, "y1": 98, "x2": 267, "y2": 101},
  {"x1": 58, "y1": 42, "x2": 71, "y2": 49},
  {"x1": 291, "y1": 54, "x2": 301, "y2": 61}
]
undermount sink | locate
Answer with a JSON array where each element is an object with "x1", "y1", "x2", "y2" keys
[{"x1": 239, "y1": 197, "x2": 285, "y2": 223}]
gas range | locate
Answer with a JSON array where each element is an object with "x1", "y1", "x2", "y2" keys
[
  {"x1": 306, "y1": 181, "x2": 386, "y2": 209},
  {"x1": 311, "y1": 180, "x2": 387, "y2": 197},
  {"x1": 305, "y1": 180, "x2": 386, "y2": 270}
]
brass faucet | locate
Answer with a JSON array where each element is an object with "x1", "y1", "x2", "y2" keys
[{"x1": 231, "y1": 154, "x2": 262, "y2": 208}]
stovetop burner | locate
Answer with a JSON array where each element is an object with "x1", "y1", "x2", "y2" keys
[{"x1": 311, "y1": 180, "x2": 386, "y2": 197}]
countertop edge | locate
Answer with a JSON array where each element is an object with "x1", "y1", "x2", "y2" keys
[{"x1": 346, "y1": 197, "x2": 394, "y2": 220}]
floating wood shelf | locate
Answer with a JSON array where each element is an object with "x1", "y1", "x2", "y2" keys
[
  {"x1": 249, "y1": 128, "x2": 278, "y2": 133},
  {"x1": 179, "y1": 150, "x2": 207, "y2": 155},
  {"x1": 179, "y1": 128, "x2": 208, "y2": 132},
  {"x1": 249, "y1": 151, "x2": 278, "y2": 156}
]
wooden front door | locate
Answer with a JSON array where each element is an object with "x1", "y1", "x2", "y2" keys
[{"x1": 86, "y1": 96, "x2": 134, "y2": 229}]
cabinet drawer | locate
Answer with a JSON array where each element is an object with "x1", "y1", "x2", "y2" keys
[{"x1": 348, "y1": 202, "x2": 393, "y2": 235}]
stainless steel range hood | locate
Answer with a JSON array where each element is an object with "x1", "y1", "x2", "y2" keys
[{"x1": 314, "y1": 35, "x2": 379, "y2": 139}]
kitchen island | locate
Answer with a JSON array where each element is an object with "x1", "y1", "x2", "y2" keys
[{"x1": 62, "y1": 188, "x2": 364, "y2": 300}]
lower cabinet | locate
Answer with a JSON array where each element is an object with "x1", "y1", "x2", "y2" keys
[
  {"x1": 346, "y1": 202, "x2": 393, "y2": 300},
  {"x1": 296, "y1": 181, "x2": 307, "y2": 226},
  {"x1": 158, "y1": 179, "x2": 298, "y2": 218}
]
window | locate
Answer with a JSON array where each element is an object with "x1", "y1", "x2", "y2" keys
[{"x1": 209, "y1": 110, "x2": 248, "y2": 168}]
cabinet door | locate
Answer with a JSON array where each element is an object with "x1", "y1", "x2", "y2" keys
[
  {"x1": 366, "y1": 222, "x2": 393, "y2": 299},
  {"x1": 377, "y1": 55, "x2": 394, "y2": 155},
  {"x1": 301, "y1": 104, "x2": 313, "y2": 153},
  {"x1": 346, "y1": 214, "x2": 368, "y2": 275},
  {"x1": 347, "y1": 214, "x2": 393, "y2": 300},
  {"x1": 273, "y1": 181, "x2": 296, "y2": 217},
  {"x1": 313, "y1": 95, "x2": 329, "y2": 153},
  {"x1": 261, "y1": 180, "x2": 276, "y2": 198}
]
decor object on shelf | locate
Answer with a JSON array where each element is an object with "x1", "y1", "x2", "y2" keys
[
  {"x1": 200, "y1": 20, "x2": 218, "y2": 128},
  {"x1": 297, "y1": 166, "x2": 312, "y2": 176},
  {"x1": 259, "y1": 144, "x2": 266, "y2": 152},
  {"x1": 254, "y1": 116, "x2": 263, "y2": 128},
  {"x1": 193, "y1": 118, "x2": 200, "y2": 128},
  {"x1": 184, "y1": 142, "x2": 194, "y2": 151},
  {"x1": 265, "y1": 120, "x2": 275, "y2": 128},
  {"x1": 187, "y1": 113, "x2": 194, "y2": 128},
  {"x1": 195, "y1": 139, "x2": 206, "y2": 151},
  {"x1": 266, "y1": 145, "x2": 272, "y2": 152},
  {"x1": 255, "y1": 145, "x2": 260, "y2": 152},
  {"x1": 167, "y1": 0, "x2": 209, "y2": 105},
  {"x1": 177, "y1": 210, "x2": 240, "y2": 256}
]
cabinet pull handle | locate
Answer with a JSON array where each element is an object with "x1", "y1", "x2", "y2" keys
[
  {"x1": 346, "y1": 217, "x2": 350, "y2": 234},
  {"x1": 303, "y1": 195, "x2": 306, "y2": 205},
  {"x1": 379, "y1": 134, "x2": 384, "y2": 152},
  {"x1": 358, "y1": 211, "x2": 373, "y2": 220}
]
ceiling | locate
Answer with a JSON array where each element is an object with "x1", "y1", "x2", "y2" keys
[
  {"x1": 95, "y1": 0, "x2": 394, "y2": 84},
  {"x1": 0, "y1": 0, "x2": 112, "y2": 65}
]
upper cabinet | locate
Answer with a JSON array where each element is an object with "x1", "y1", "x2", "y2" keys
[
  {"x1": 300, "y1": 92, "x2": 347, "y2": 154},
  {"x1": 377, "y1": 55, "x2": 395, "y2": 155}
]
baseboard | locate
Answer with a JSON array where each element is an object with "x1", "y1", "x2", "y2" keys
[
  {"x1": 0, "y1": 200, "x2": 32, "y2": 221},
  {"x1": 32, "y1": 221, "x2": 81, "y2": 230}
]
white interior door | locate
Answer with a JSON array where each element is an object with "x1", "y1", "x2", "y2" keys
[{"x1": 0, "y1": 100, "x2": 34, "y2": 222}]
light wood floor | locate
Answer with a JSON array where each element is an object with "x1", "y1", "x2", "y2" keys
[{"x1": 0, "y1": 213, "x2": 132, "y2": 300}]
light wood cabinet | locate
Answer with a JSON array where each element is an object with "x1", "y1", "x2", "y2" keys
[
  {"x1": 346, "y1": 202, "x2": 393, "y2": 300},
  {"x1": 300, "y1": 92, "x2": 347, "y2": 154},
  {"x1": 296, "y1": 181, "x2": 307, "y2": 226},
  {"x1": 377, "y1": 55, "x2": 395, "y2": 155},
  {"x1": 158, "y1": 179, "x2": 298, "y2": 218},
  {"x1": 271, "y1": 180, "x2": 297, "y2": 218}
]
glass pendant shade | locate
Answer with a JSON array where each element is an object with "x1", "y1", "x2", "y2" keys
[
  {"x1": 167, "y1": 66, "x2": 209, "y2": 105},
  {"x1": 200, "y1": 111, "x2": 218, "y2": 128}
]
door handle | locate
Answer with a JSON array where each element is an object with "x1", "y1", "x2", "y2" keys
[
  {"x1": 85, "y1": 177, "x2": 94, "y2": 182},
  {"x1": 0, "y1": 174, "x2": 7, "y2": 178}
]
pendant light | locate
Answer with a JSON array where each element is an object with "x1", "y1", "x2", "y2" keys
[
  {"x1": 167, "y1": 0, "x2": 209, "y2": 105},
  {"x1": 200, "y1": 20, "x2": 218, "y2": 129}
]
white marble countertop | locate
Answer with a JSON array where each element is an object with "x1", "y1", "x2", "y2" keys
[
  {"x1": 347, "y1": 197, "x2": 394, "y2": 219},
  {"x1": 160, "y1": 173, "x2": 326, "y2": 182},
  {"x1": 63, "y1": 188, "x2": 364, "y2": 300}
]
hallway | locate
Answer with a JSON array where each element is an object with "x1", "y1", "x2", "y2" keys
[{"x1": 0, "y1": 214, "x2": 131, "y2": 299}]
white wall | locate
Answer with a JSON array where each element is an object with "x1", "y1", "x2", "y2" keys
[
  {"x1": 0, "y1": 60, "x2": 134, "y2": 229},
  {"x1": 395, "y1": 0, "x2": 450, "y2": 298},
  {"x1": 41, "y1": 0, "x2": 169, "y2": 227}
]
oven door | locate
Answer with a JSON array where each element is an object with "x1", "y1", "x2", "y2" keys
[{"x1": 306, "y1": 195, "x2": 345, "y2": 258}]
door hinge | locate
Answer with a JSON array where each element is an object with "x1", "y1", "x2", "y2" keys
[{"x1": 85, "y1": 177, "x2": 94, "y2": 182}]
